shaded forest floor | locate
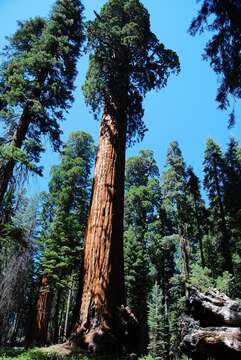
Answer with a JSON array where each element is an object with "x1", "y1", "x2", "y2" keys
[{"x1": 0, "y1": 347, "x2": 131, "y2": 360}]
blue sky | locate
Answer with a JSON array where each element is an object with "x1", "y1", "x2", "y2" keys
[{"x1": 0, "y1": 0, "x2": 240, "y2": 195}]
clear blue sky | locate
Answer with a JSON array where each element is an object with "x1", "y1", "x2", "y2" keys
[{"x1": 0, "y1": 0, "x2": 240, "y2": 195}]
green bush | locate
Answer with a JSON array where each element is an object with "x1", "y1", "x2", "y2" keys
[{"x1": 189, "y1": 263, "x2": 215, "y2": 291}]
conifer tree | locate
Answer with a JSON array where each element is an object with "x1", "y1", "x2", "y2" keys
[
  {"x1": 162, "y1": 141, "x2": 190, "y2": 294},
  {"x1": 147, "y1": 282, "x2": 165, "y2": 360},
  {"x1": 203, "y1": 138, "x2": 233, "y2": 274},
  {"x1": 124, "y1": 150, "x2": 160, "y2": 354},
  {"x1": 224, "y1": 138, "x2": 241, "y2": 236},
  {"x1": 186, "y1": 166, "x2": 207, "y2": 267},
  {"x1": 30, "y1": 132, "x2": 95, "y2": 346},
  {"x1": 68, "y1": 0, "x2": 179, "y2": 353},
  {"x1": 0, "y1": 0, "x2": 84, "y2": 210}
]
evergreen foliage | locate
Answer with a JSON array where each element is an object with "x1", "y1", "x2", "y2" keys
[
  {"x1": 40, "y1": 131, "x2": 95, "y2": 284},
  {"x1": 147, "y1": 283, "x2": 165, "y2": 360},
  {"x1": 0, "y1": 0, "x2": 84, "y2": 205},
  {"x1": 83, "y1": 0, "x2": 180, "y2": 144},
  {"x1": 203, "y1": 138, "x2": 233, "y2": 274},
  {"x1": 189, "y1": 0, "x2": 241, "y2": 125},
  {"x1": 124, "y1": 150, "x2": 161, "y2": 353},
  {"x1": 162, "y1": 141, "x2": 191, "y2": 283},
  {"x1": 38, "y1": 131, "x2": 95, "y2": 335}
]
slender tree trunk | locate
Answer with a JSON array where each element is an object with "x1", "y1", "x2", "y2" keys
[
  {"x1": 58, "y1": 297, "x2": 66, "y2": 343},
  {"x1": 64, "y1": 282, "x2": 73, "y2": 340},
  {"x1": 135, "y1": 292, "x2": 148, "y2": 355},
  {"x1": 69, "y1": 97, "x2": 134, "y2": 353},
  {"x1": 193, "y1": 198, "x2": 205, "y2": 268},
  {"x1": 163, "y1": 294, "x2": 170, "y2": 360},
  {"x1": 53, "y1": 288, "x2": 62, "y2": 344},
  {"x1": 31, "y1": 275, "x2": 52, "y2": 346},
  {"x1": 176, "y1": 198, "x2": 190, "y2": 298},
  {"x1": 68, "y1": 269, "x2": 83, "y2": 335},
  {"x1": 178, "y1": 216, "x2": 190, "y2": 298}
]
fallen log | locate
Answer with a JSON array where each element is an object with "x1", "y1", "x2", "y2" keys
[{"x1": 180, "y1": 287, "x2": 241, "y2": 359}]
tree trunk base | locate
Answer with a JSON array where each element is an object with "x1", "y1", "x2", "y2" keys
[
  {"x1": 69, "y1": 305, "x2": 138, "y2": 354},
  {"x1": 180, "y1": 287, "x2": 241, "y2": 359}
]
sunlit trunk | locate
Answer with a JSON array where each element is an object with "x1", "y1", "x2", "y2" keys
[{"x1": 69, "y1": 97, "x2": 132, "y2": 352}]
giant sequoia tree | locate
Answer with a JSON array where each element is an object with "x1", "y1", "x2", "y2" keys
[
  {"x1": 0, "y1": 0, "x2": 84, "y2": 210},
  {"x1": 68, "y1": 0, "x2": 180, "y2": 353}
]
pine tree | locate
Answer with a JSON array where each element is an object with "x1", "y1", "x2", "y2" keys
[
  {"x1": 162, "y1": 141, "x2": 190, "y2": 294},
  {"x1": 224, "y1": 138, "x2": 241, "y2": 236},
  {"x1": 224, "y1": 138, "x2": 241, "y2": 296},
  {"x1": 124, "y1": 150, "x2": 160, "y2": 354},
  {"x1": 0, "y1": 0, "x2": 84, "y2": 210},
  {"x1": 186, "y1": 166, "x2": 207, "y2": 268},
  {"x1": 30, "y1": 131, "x2": 95, "y2": 346},
  {"x1": 147, "y1": 282, "x2": 165, "y2": 360},
  {"x1": 203, "y1": 138, "x2": 233, "y2": 274},
  {"x1": 69, "y1": 0, "x2": 180, "y2": 353}
]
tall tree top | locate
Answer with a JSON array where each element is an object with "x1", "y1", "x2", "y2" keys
[
  {"x1": 125, "y1": 149, "x2": 159, "y2": 189},
  {"x1": 162, "y1": 141, "x2": 187, "y2": 211},
  {"x1": 189, "y1": 0, "x2": 241, "y2": 125},
  {"x1": 0, "y1": 0, "x2": 84, "y2": 162},
  {"x1": 83, "y1": 0, "x2": 180, "y2": 144},
  {"x1": 203, "y1": 138, "x2": 225, "y2": 202}
]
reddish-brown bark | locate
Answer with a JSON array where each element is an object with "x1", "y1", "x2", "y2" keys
[
  {"x1": 31, "y1": 275, "x2": 52, "y2": 346},
  {"x1": 69, "y1": 97, "x2": 136, "y2": 353}
]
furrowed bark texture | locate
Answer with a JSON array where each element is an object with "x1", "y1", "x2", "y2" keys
[
  {"x1": 70, "y1": 98, "x2": 137, "y2": 353},
  {"x1": 180, "y1": 287, "x2": 241, "y2": 359},
  {"x1": 31, "y1": 275, "x2": 52, "y2": 346}
]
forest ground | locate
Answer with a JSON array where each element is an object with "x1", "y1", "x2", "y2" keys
[{"x1": 0, "y1": 347, "x2": 130, "y2": 360}]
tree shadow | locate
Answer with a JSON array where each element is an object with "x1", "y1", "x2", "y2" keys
[{"x1": 0, "y1": 346, "x2": 25, "y2": 357}]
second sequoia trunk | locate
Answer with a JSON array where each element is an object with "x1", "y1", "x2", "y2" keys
[
  {"x1": 30, "y1": 275, "x2": 52, "y2": 346},
  {"x1": 70, "y1": 97, "x2": 137, "y2": 353}
]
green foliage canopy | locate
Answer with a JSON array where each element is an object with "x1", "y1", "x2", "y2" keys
[{"x1": 83, "y1": 0, "x2": 180, "y2": 144}]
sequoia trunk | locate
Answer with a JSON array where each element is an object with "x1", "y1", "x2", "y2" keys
[
  {"x1": 31, "y1": 275, "x2": 52, "y2": 346},
  {"x1": 69, "y1": 98, "x2": 136, "y2": 353}
]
